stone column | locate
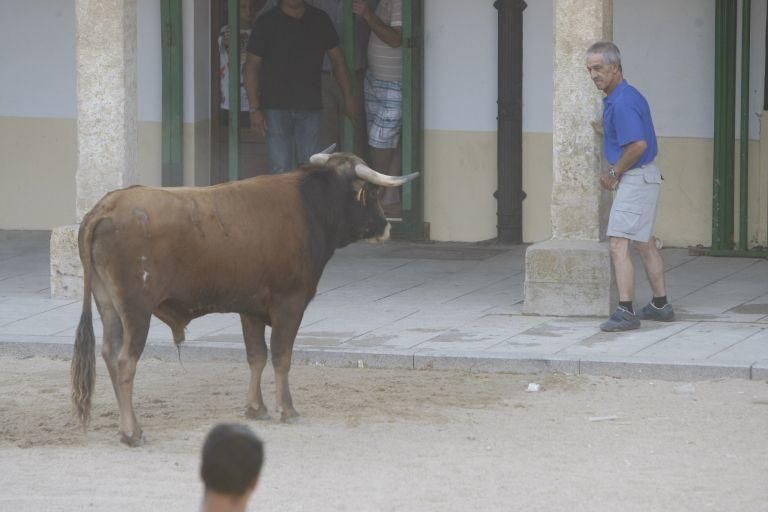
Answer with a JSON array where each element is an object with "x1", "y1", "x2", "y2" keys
[
  {"x1": 51, "y1": 0, "x2": 138, "y2": 299},
  {"x1": 523, "y1": 0, "x2": 616, "y2": 316}
]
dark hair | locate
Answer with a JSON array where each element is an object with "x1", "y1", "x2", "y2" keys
[{"x1": 201, "y1": 423, "x2": 264, "y2": 496}]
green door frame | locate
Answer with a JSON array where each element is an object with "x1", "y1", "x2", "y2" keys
[
  {"x1": 391, "y1": 0, "x2": 425, "y2": 239},
  {"x1": 161, "y1": 0, "x2": 184, "y2": 186}
]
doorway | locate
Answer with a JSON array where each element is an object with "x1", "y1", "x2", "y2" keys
[
  {"x1": 210, "y1": 0, "x2": 271, "y2": 183},
  {"x1": 206, "y1": 0, "x2": 425, "y2": 238}
]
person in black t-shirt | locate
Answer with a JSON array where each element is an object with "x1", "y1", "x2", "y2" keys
[{"x1": 243, "y1": 0, "x2": 358, "y2": 173}]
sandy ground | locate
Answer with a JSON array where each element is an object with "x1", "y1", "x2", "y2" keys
[{"x1": 0, "y1": 355, "x2": 767, "y2": 512}]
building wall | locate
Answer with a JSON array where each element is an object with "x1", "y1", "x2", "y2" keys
[
  {"x1": 423, "y1": 0, "x2": 768, "y2": 246},
  {"x1": 0, "y1": 0, "x2": 209, "y2": 229},
  {"x1": 1, "y1": 0, "x2": 766, "y2": 246}
]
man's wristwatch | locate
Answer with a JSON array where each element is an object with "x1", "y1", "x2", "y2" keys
[
  {"x1": 608, "y1": 167, "x2": 617, "y2": 179},
  {"x1": 249, "y1": 106, "x2": 260, "y2": 113}
]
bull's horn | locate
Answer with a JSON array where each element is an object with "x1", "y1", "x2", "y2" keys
[
  {"x1": 309, "y1": 143, "x2": 337, "y2": 165},
  {"x1": 309, "y1": 153, "x2": 331, "y2": 165},
  {"x1": 320, "y1": 143, "x2": 337, "y2": 154},
  {"x1": 354, "y1": 164, "x2": 420, "y2": 188}
]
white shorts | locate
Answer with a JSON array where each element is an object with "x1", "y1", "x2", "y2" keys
[{"x1": 607, "y1": 162, "x2": 662, "y2": 243}]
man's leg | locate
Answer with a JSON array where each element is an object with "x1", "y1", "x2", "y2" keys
[
  {"x1": 369, "y1": 146, "x2": 400, "y2": 206},
  {"x1": 634, "y1": 236, "x2": 675, "y2": 321},
  {"x1": 294, "y1": 110, "x2": 321, "y2": 166},
  {"x1": 635, "y1": 236, "x2": 667, "y2": 297},
  {"x1": 263, "y1": 109, "x2": 294, "y2": 173},
  {"x1": 600, "y1": 236, "x2": 641, "y2": 331},
  {"x1": 610, "y1": 236, "x2": 635, "y2": 303},
  {"x1": 364, "y1": 73, "x2": 403, "y2": 205}
]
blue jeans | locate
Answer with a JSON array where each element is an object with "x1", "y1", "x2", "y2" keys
[{"x1": 262, "y1": 109, "x2": 321, "y2": 173}]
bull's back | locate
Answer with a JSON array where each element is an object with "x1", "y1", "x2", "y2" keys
[{"x1": 87, "y1": 175, "x2": 315, "y2": 306}]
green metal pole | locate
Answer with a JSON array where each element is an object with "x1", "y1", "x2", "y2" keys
[
  {"x1": 401, "y1": 0, "x2": 414, "y2": 214},
  {"x1": 712, "y1": 0, "x2": 737, "y2": 251},
  {"x1": 738, "y1": 0, "x2": 751, "y2": 250},
  {"x1": 725, "y1": 0, "x2": 737, "y2": 248},
  {"x1": 342, "y1": 0, "x2": 356, "y2": 152},
  {"x1": 161, "y1": 0, "x2": 183, "y2": 186},
  {"x1": 228, "y1": 0, "x2": 240, "y2": 181}
]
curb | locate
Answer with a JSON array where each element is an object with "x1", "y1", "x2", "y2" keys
[{"x1": 1, "y1": 340, "x2": 765, "y2": 382}]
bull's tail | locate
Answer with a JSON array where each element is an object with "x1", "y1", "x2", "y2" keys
[{"x1": 71, "y1": 213, "x2": 98, "y2": 429}]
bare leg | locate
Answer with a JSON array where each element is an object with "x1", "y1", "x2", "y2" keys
[
  {"x1": 369, "y1": 146, "x2": 400, "y2": 206},
  {"x1": 634, "y1": 236, "x2": 667, "y2": 298},
  {"x1": 115, "y1": 312, "x2": 151, "y2": 446},
  {"x1": 241, "y1": 314, "x2": 269, "y2": 420},
  {"x1": 610, "y1": 236, "x2": 635, "y2": 303}
]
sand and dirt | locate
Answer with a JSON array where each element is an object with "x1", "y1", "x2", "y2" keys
[{"x1": 1, "y1": 354, "x2": 767, "y2": 511}]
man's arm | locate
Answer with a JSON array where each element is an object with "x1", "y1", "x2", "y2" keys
[
  {"x1": 243, "y1": 53, "x2": 267, "y2": 135},
  {"x1": 327, "y1": 46, "x2": 359, "y2": 121},
  {"x1": 613, "y1": 140, "x2": 647, "y2": 176},
  {"x1": 352, "y1": 0, "x2": 401, "y2": 48},
  {"x1": 600, "y1": 140, "x2": 647, "y2": 190}
]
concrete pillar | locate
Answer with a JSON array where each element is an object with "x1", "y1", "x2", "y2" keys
[
  {"x1": 50, "y1": 0, "x2": 138, "y2": 299},
  {"x1": 523, "y1": 0, "x2": 616, "y2": 316}
]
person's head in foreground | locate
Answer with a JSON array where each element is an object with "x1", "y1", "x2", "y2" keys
[{"x1": 201, "y1": 423, "x2": 265, "y2": 512}]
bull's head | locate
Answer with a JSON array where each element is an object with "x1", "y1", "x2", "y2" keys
[{"x1": 309, "y1": 151, "x2": 420, "y2": 243}]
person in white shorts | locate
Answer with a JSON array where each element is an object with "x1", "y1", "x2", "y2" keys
[
  {"x1": 353, "y1": 0, "x2": 403, "y2": 213},
  {"x1": 587, "y1": 41, "x2": 675, "y2": 332}
]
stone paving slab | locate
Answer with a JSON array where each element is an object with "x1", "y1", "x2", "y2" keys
[
  {"x1": 752, "y1": 361, "x2": 768, "y2": 380},
  {"x1": 635, "y1": 322, "x2": 768, "y2": 361},
  {"x1": 708, "y1": 327, "x2": 768, "y2": 363},
  {"x1": 555, "y1": 321, "x2": 694, "y2": 358}
]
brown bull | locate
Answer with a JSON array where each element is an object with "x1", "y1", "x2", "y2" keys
[{"x1": 71, "y1": 152, "x2": 418, "y2": 446}]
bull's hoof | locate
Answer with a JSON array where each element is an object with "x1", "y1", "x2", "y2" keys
[
  {"x1": 120, "y1": 431, "x2": 146, "y2": 447},
  {"x1": 245, "y1": 405, "x2": 270, "y2": 421},
  {"x1": 280, "y1": 409, "x2": 301, "y2": 424}
]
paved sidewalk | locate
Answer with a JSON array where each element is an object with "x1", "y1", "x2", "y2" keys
[{"x1": 1, "y1": 230, "x2": 767, "y2": 380}]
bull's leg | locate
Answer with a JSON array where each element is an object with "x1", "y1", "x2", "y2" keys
[
  {"x1": 241, "y1": 314, "x2": 269, "y2": 420},
  {"x1": 269, "y1": 303, "x2": 304, "y2": 423},
  {"x1": 92, "y1": 280, "x2": 124, "y2": 410},
  {"x1": 115, "y1": 312, "x2": 151, "y2": 447},
  {"x1": 98, "y1": 304, "x2": 124, "y2": 406}
]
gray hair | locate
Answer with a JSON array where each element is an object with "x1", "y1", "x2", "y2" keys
[{"x1": 586, "y1": 41, "x2": 622, "y2": 67}]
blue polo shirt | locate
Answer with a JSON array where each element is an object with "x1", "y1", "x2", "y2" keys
[{"x1": 603, "y1": 80, "x2": 658, "y2": 167}]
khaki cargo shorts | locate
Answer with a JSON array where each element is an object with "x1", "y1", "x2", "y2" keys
[{"x1": 607, "y1": 161, "x2": 662, "y2": 243}]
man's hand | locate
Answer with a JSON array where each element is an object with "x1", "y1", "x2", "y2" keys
[
  {"x1": 591, "y1": 119, "x2": 604, "y2": 135},
  {"x1": 249, "y1": 111, "x2": 267, "y2": 137},
  {"x1": 352, "y1": 0, "x2": 372, "y2": 21},
  {"x1": 599, "y1": 172, "x2": 619, "y2": 191},
  {"x1": 344, "y1": 95, "x2": 360, "y2": 122}
]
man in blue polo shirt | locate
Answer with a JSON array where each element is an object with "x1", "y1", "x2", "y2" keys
[{"x1": 586, "y1": 41, "x2": 675, "y2": 332}]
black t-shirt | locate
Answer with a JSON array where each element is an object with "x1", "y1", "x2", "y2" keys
[{"x1": 246, "y1": 5, "x2": 339, "y2": 110}]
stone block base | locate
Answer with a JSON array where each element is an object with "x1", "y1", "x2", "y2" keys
[
  {"x1": 50, "y1": 224, "x2": 83, "y2": 299},
  {"x1": 523, "y1": 239, "x2": 616, "y2": 317}
]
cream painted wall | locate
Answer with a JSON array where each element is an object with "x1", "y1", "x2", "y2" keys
[
  {"x1": 0, "y1": 118, "x2": 76, "y2": 229},
  {"x1": 522, "y1": 132, "x2": 554, "y2": 243},
  {"x1": 424, "y1": 130, "x2": 497, "y2": 242},
  {"x1": 138, "y1": 121, "x2": 211, "y2": 188}
]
